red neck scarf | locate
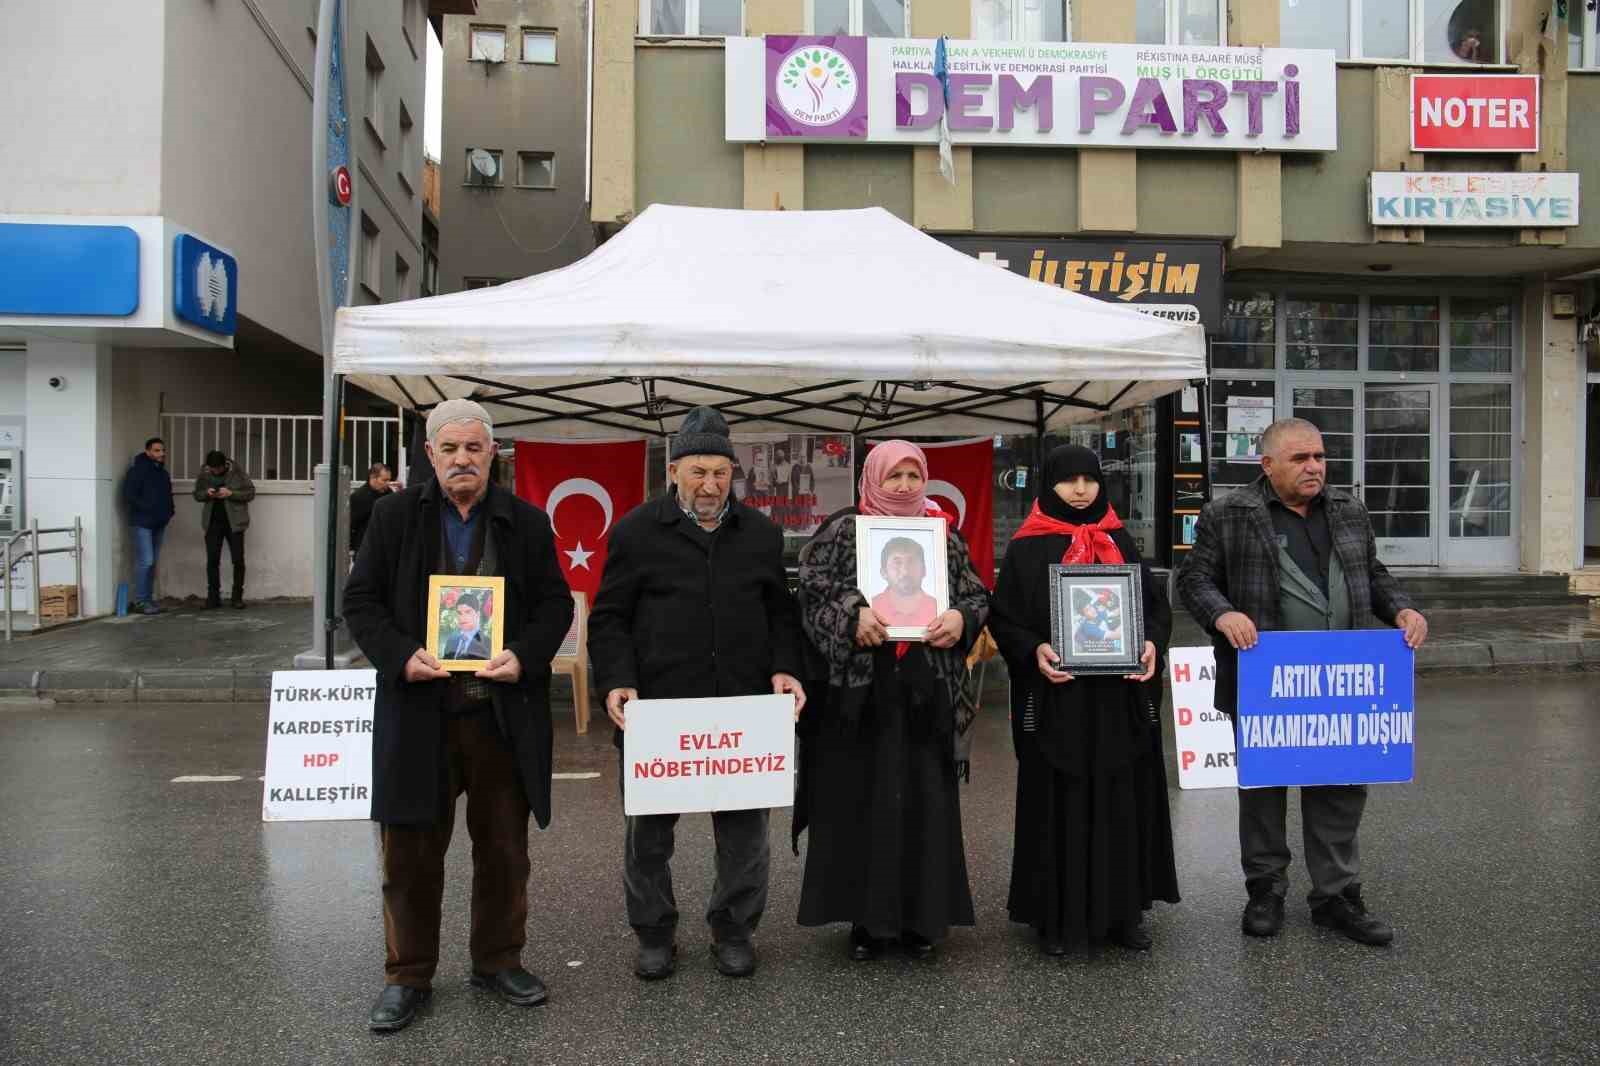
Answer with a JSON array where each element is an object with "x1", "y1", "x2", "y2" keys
[{"x1": 1013, "y1": 501, "x2": 1126, "y2": 565}]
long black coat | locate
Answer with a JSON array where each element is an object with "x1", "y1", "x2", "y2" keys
[
  {"x1": 344, "y1": 479, "x2": 574, "y2": 827},
  {"x1": 588, "y1": 493, "x2": 803, "y2": 744}
]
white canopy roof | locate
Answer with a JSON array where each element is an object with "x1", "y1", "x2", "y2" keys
[{"x1": 333, "y1": 204, "x2": 1206, "y2": 438}]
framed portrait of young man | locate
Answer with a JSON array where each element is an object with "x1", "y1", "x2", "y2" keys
[
  {"x1": 426, "y1": 574, "x2": 506, "y2": 672},
  {"x1": 1048, "y1": 564, "x2": 1145, "y2": 675},
  {"x1": 854, "y1": 515, "x2": 949, "y2": 641}
]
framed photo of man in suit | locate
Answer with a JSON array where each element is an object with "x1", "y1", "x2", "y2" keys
[{"x1": 426, "y1": 574, "x2": 506, "y2": 672}]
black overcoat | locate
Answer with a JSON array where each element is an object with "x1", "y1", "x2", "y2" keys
[
  {"x1": 344, "y1": 479, "x2": 574, "y2": 827},
  {"x1": 588, "y1": 494, "x2": 803, "y2": 745}
]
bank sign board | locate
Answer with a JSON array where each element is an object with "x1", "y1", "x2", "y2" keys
[
  {"x1": 1370, "y1": 171, "x2": 1579, "y2": 227},
  {"x1": 1410, "y1": 74, "x2": 1539, "y2": 152},
  {"x1": 727, "y1": 37, "x2": 1338, "y2": 151},
  {"x1": 942, "y1": 237, "x2": 1224, "y2": 332}
]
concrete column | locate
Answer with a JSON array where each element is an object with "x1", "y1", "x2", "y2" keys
[
  {"x1": 911, "y1": 0, "x2": 974, "y2": 231},
  {"x1": 1507, "y1": 0, "x2": 1570, "y2": 247},
  {"x1": 591, "y1": 0, "x2": 636, "y2": 224},
  {"x1": 23, "y1": 340, "x2": 115, "y2": 617},
  {"x1": 1520, "y1": 281, "x2": 1584, "y2": 573},
  {"x1": 1229, "y1": 0, "x2": 1282, "y2": 250},
  {"x1": 1073, "y1": 0, "x2": 1137, "y2": 233},
  {"x1": 744, "y1": 146, "x2": 805, "y2": 210},
  {"x1": 1372, "y1": 67, "x2": 1425, "y2": 244}
]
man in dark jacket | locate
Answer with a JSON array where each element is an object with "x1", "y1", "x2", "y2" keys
[
  {"x1": 1177, "y1": 417, "x2": 1428, "y2": 948},
  {"x1": 349, "y1": 462, "x2": 393, "y2": 555},
  {"x1": 589, "y1": 406, "x2": 805, "y2": 982},
  {"x1": 192, "y1": 450, "x2": 256, "y2": 609},
  {"x1": 124, "y1": 437, "x2": 174, "y2": 615},
  {"x1": 345, "y1": 399, "x2": 573, "y2": 1033}
]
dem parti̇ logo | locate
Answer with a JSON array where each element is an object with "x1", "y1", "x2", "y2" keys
[{"x1": 775, "y1": 45, "x2": 857, "y2": 127}]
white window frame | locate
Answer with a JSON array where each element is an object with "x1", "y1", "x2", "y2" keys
[
  {"x1": 516, "y1": 151, "x2": 557, "y2": 189},
  {"x1": 803, "y1": 0, "x2": 911, "y2": 36},
  {"x1": 1311, "y1": 0, "x2": 1512, "y2": 66},
  {"x1": 1141, "y1": 0, "x2": 1226, "y2": 46},
  {"x1": 521, "y1": 27, "x2": 558, "y2": 63},
  {"x1": 469, "y1": 25, "x2": 508, "y2": 62},
  {"x1": 464, "y1": 148, "x2": 505, "y2": 188},
  {"x1": 1572, "y1": 2, "x2": 1598, "y2": 70},
  {"x1": 638, "y1": 0, "x2": 744, "y2": 37},
  {"x1": 970, "y1": 0, "x2": 1072, "y2": 44}
]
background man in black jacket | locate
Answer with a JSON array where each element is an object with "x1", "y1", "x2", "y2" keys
[
  {"x1": 348, "y1": 462, "x2": 393, "y2": 555},
  {"x1": 589, "y1": 406, "x2": 806, "y2": 982},
  {"x1": 345, "y1": 399, "x2": 573, "y2": 1033}
]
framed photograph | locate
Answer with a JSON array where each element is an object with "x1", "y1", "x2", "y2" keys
[
  {"x1": 854, "y1": 515, "x2": 949, "y2": 640},
  {"x1": 426, "y1": 574, "x2": 506, "y2": 672},
  {"x1": 1048, "y1": 564, "x2": 1145, "y2": 675}
]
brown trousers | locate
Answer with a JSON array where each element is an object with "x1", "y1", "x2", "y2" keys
[{"x1": 380, "y1": 708, "x2": 530, "y2": 988}]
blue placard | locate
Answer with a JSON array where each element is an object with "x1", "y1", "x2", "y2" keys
[
  {"x1": 0, "y1": 223, "x2": 139, "y2": 316},
  {"x1": 173, "y1": 234, "x2": 238, "y2": 335},
  {"x1": 1235, "y1": 629, "x2": 1415, "y2": 787}
]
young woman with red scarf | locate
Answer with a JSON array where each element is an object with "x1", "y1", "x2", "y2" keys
[{"x1": 989, "y1": 444, "x2": 1179, "y2": 955}]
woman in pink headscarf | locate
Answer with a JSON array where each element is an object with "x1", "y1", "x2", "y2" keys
[{"x1": 793, "y1": 440, "x2": 990, "y2": 962}]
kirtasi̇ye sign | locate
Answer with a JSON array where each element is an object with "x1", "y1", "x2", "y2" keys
[
  {"x1": 1370, "y1": 171, "x2": 1578, "y2": 228},
  {"x1": 1410, "y1": 74, "x2": 1539, "y2": 153},
  {"x1": 942, "y1": 237, "x2": 1224, "y2": 332},
  {"x1": 728, "y1": 36, "x2": 1337, "y2": 151}
]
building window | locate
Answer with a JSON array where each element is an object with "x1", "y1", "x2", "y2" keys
[
  {"x1": 397, "y1": 101, "x2": 417, "y2": 194},
  {"x1": 421, "y1": 248, "x2": 439, "y2": 298},
  {"x1": 1136, "y1": 0, "x2": 1224, "y2": 46},
  {"x1": 1284, "y1": 294, "x2": 1359, "y2": 372},
  {"x1": 395, "y1": 255, "x2": 411, "y2": 301},
  {"x1": 809, "y1": 0, "x2": 908, "y2": 36},
  {"x1": 464, "y1": 277, "x2": 510, "y2": 289},
  {"x1": 641, "y1": 0, "x2": 743, "y2": 36},
  {"x1": 1369, "y1": 295, "x2": 1440, "y2": 373},
  {"x1": 359, "y1": 213, "x2": 381, "y2": 298},
  {"x1": 364, "y1": 36, "x2": 385, "y2": 146},
  {"x1": 470, "y1": 25, "x2": 507, "y2": 61},
  {"x1": 402, "y1": 0, "x2": 421, "y2": 56},
  {"x1": 1280, "y1": 0, "x2": 1503, "y2": 64},
  {"x1": 465, "y1": 147, "x2": 504, "y2": 187},
  {"x1": 972, "y1": 0, "x2": 1069, "y2": 42},
  {"x1": 1571, "y1": 0, "x2": 1597, "y2": 69},
  {"x1": 1449, "y1": 382, "x2": 1513, "y2": 537},
  {"x1": 1216, "y1": 291, "x2": 1277, "y2": 371},
  {"x1": 521, "y1": 28, "x2": 557, "y2": 63},
  {"x1": 516, "y1": 151, "x2": 556, "y2": 188},
  {"x1": 1450, "y1": 297, "x2": 1513, "y2": 372}
]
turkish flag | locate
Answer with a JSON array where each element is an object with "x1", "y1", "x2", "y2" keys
[
  {"x1": 920, "y1": 437, "x2": 995, "y2": 588},
  {"x1": 514, "y1": 439, "x2": 647, "y2": 601}
]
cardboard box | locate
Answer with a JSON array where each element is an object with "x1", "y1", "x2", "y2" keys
[{"x1": 39, "y1": 584, "x2": 78, "y2": 620}]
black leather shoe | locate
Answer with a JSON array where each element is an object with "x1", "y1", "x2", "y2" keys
[
  {"x1": 1109, "y1": 921, "x2": 1153, "y2": 951},
  {"x1": 901, "y1": 931, "x2": 935, "y2": 959},
  {"x1": 203, "y1": 596, "x2": 221, "y2": 610},
  {"x1": 634, "y1": 941, "x2": 677, "y2": 980},
  {"x1": 848, "y1": 926, "x2": 885, "y2": 962},
  {"x1": 1242, "y1": 887, "x2": 1285, "y2": 938},
  {"x1": 1040, "y1": 938, "x2": 1068, "y2": 957},
  {"x1": 469, "y1": 966, "x2": 548, "y2": 1006},
  {"x1": 1313, "y1": 891, "x2": 1394, "y2": 946},
  {"x1": 368, "y1": 984, "x2": 430, "y2": 1032},
  {"x1": 710, "y1": 938, "x2": 757, "y2": 977},
  {"x1": 231, "y1": 594, "x2": 246, "y2": 609}
]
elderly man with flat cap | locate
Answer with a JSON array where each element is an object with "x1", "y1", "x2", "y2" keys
[
  {"x1": 345, "y1": 398, "x2": 574, "y2": 1032},
  {"x1": 589, "y1": 406, "x2": 806, "y2": 981}
]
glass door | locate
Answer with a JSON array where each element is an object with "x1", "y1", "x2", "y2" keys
[{"x1": 1364, "y1": 384, "x2": 1438, "y2": 566}]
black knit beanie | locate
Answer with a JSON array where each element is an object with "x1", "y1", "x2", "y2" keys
[{"x1": 669, "y1": 406, "x2": 736, "y2": 462}]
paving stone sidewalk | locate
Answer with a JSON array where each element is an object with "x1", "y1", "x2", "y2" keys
[{"x1": 2, "y1": 595, "x2": 1596, "y2": 703}]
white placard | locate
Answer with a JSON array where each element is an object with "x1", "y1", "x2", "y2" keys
[
  {"x1": 261, "y1": 669, "x2": 377, "y2": 821},
  {"x1": 623, "y1": 694, "x2": 795, "y2": 816},
  {"x1": 1370, "y1": 171, "x2": 1579, "y2": 227},
  {"x1": 1168, "y1": 646, "x2": 1237, "y2": 790}
]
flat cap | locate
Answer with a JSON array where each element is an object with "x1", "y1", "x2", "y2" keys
[{"x1": 426, "y1": 398, "x2": 494, "y2": 439}]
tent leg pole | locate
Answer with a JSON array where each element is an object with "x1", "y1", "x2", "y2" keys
[
  {"x1": 324, "y1": 374, "x2": 345, "y2": 670},
  {"x1": 1032, "y1": 392, "x2": 1045, "y2": 493}
]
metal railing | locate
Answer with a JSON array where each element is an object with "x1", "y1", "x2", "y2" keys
[
  {"x1": 160, "y1": 413, "x2": 402, "y2": 484},
  {"x1": 3, "y1": 518, "x2": 83, "y2": 642}
]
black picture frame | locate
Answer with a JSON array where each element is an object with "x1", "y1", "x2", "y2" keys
[{"x1": 1048, "y1": 564, "x2": 1145, "y2": 675}]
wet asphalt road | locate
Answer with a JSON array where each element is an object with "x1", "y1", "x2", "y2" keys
[{"x1": 1, "y1": 674, "x2": 1596, "y2": 1065}]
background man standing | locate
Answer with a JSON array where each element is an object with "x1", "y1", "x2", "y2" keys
[
  {"x1": 589, "y1": 406, "x2": 805, "y2": 982},
  {"x1": 1177, "y1": 417, "x2": 1428, "y2": 948},
  {"x1": 345, "y1": 399, "x2": 573, "y2": 1033},
  {"x1": 349, "y1": 462, "x2": 393, "y2": 556},
  {"x1": 124, "y1": 436, "x2": 174, "y2": 615},
  {"x1": 192, "y1": 450, "x2": 255, "y2": 609}
]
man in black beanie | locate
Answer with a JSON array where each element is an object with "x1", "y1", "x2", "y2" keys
[{"x1": 589, "y1": 405, "x2": 806, "y2": 981}]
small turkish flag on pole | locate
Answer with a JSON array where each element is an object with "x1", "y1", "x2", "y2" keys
[{"x1": 514, "y1": 440, "x2": 647, "y2": 600}]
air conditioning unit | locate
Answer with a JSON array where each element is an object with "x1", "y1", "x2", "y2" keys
[{"x1": 467, "y1": 149, "x2": 500, "y2": 186}]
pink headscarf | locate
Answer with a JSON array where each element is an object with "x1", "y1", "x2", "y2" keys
[{"x1": 859, "y1": 440, "x2": 931, "y2": 518}]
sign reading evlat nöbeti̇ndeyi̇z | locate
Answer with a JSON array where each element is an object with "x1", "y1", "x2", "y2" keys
[
  {"x1": 727, "y1": 37, "x2": 1337, "y2": 151},
  {"x1": 1234, "y1": 631, "x2": 1415, "y2": 789},
  {"x1": 1370, "y1": 171, "x2": 1579, "y2": 227}
]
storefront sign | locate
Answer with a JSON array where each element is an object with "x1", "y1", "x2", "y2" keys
[
  {"x1": 727, "y1": 37, "x2": 1338, "y2": 152},
  {"x1": 261, "y1": 670, "x2": 376, "y2": 821},
  {"x1": 1370, "y1": 171, "x2": 1579, "y2": 227},
  {"x1": 1169, "y1": 646, "x2": 1237, "y2": 790},
  {"x1": 623, "y1": 694, "x2": 796, "y2": 816},
  {"x1": 0, "y1": 223, "x2": 140, "y2": 317},
  {"x1": 942, "y1": 237, "x2": 1224, "y2": 332},
  {"x1": 1235, "y1": 631, "x2": 1415, "y2": 788},
  {"x1": 173, "y1": 233, "x2": 238, "y2": 335},
  {"x1": 1410, "y1": 74, "x2": 1539, "y2": 152}
]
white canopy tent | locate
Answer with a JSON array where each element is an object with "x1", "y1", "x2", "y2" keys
[{"x1": 332, "y1": 204, "x2": 1206, "y2": 439}]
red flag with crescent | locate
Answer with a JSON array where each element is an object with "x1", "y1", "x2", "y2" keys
[
  {"x1": 920, "y1": 437, "x2": 996, "y2": 588},
  {"x1": 513, "y1": 439, "x2": 647, "y2": 600}
]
